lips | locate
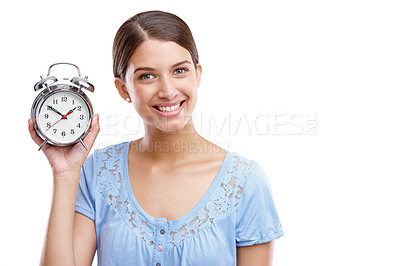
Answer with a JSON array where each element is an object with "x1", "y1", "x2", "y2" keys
[{"x1": 152, "y1": 100, "x2": 185, "y2": 117}]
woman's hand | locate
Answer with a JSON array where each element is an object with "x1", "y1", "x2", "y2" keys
[
  {"x1": 28, "y1": 114, "x2": 100, "y2": 177},
  {"x1": 29, "y1": 115, "x2": 100, "y2": 266}
]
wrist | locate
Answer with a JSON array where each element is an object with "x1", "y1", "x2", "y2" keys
[{"x1": 53, "y1": 170, "x2": 81, "y2": 185}]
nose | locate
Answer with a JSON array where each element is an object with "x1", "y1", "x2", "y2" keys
[{"x1": 157, "y1": 76, "x2": 178, "y2": 100}]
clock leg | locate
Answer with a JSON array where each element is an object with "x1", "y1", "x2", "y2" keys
[
  {"x1": 79, "y1": 139, "x2": 88, "y2": 151},
  {"x1": 38, "y1": 139, "x2": 48, "y2": 151}
]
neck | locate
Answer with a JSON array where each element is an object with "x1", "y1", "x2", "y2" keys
[{"x1": 137, "y1": 118, "x2": 204, "y2": 162}]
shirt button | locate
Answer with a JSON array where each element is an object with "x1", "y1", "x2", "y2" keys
[
  {"x1": 156, "y1": 263, "x2": 161, "y2": 266},
  {"x1": 160, "y1": 229, "x2": 165, "y2": 235},
  {"x1": 158, "y1": 245, "x2": 163, "y2": 252}
]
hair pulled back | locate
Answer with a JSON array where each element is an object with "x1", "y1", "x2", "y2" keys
[{"x1": 112, "y1": 10, "x2": 199, "y2": 82}]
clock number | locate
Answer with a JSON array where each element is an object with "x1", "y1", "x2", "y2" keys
[
  {"x1": 77, "y1": 106, "x2": 82, "y2": 111},
  {"x1": 72, "y1": 99, "x2": 75, "y2": 105},
  {"x1": 47, "y1": 122, "x2": 51, "y2": 128},
  {"x1": 53, "y1": 99, "x2": 58, "y2": 105},
  {"x1": 61, "y1": 96, "x2": 67, "y2": 102},
  {"x1": 80, "y1": 114, "x2": 84, "y2": 120},
  {"x1": 44, "y1": 114, "x2": 49, "y2": 119},
  {"x1": 61, "y1": 131, "x2": 66, "y2": 137},
  {"x1": 71, "y1": 129, "x2": 75, "y2": 135},
  {"x1": 53, "y1": 129, "x2": 57, "y2": 134},
  {"x1": 77, "y1": 123, "x2": 81, "y2": 128}
]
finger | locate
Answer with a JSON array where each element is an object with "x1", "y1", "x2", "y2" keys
[
  {"x1": 28, "y1": 118, "x2": 45, "y2": 147},
  {"x1": 81, "y1": 114, "x2": 100, "y2": 152}
]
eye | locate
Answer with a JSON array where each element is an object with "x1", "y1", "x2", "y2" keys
[
  {"x1": 139, "y1": 73, "x2": 155, "y2": 80},
  {"x1": 173, "y1": 68, "x2": 188, "y2": 75}
]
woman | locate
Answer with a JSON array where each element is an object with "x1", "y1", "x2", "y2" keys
[{"x1": 29, "y1": 10, "x2": 283, "y2": 266}]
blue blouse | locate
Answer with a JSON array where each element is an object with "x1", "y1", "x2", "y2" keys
[{"x1": 75, "y1": 142, "x2": 283, "y2": 266}]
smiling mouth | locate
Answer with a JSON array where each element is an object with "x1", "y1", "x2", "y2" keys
[{"x1": 153, "y1": 100, "x2": 185, "y2": 112}]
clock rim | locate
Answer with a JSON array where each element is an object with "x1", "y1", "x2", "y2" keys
[{"x1": 31, "y1": 85, "x2": 93, "y2": 147}]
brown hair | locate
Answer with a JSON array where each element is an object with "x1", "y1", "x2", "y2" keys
[{"x1": 112, "y1": 10, "x2": 199, "y2": 82}]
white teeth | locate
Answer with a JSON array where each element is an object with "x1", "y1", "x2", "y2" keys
[
  {"x1": 170, "y1": 104, "x2": 178, "y2": 111},
  {"x1": 156, "y1": 102, "x2": 181, "y2": 112}
]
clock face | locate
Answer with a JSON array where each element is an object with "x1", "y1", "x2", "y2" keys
[{"x1": 36, "y1": 90, "x2": 91, "y2": 144}]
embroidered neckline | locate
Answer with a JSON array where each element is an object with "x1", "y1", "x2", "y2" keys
[
  {"x1": 122, "y1": 142, "x2": 231, "y2": 227},
  {"x1": 96, "y1": 142, "x2": 255, "y2": 248}
]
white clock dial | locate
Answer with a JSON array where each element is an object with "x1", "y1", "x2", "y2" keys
[{"x1": 37, "y1": 91, "x2": 91, "y2": 144}]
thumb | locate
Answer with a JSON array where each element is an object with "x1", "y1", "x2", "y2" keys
[{"x1": 81, "y1": 114, "x2": 100, "y2": 152}]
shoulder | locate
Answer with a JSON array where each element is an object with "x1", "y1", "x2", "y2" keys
[
  {"x1": 224, "y1": 152, "x2": 272, "y2": 206},
  {"x1": 92, "y1": 141, "x2": 130, "y2": 161},
  {"x1": 81, "y1": 142, "x2": 129, "y2": 181},
  {"x1": 225, "y1": 152, "x2": 267, "y2": 188},
  {"x1": 226, "y1": 152, "x2": 257, "y2": 176},
  {"x1": 217, "y1": 151, "x2": 270, "y2": 207}
]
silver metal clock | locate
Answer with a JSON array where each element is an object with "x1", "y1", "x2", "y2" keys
[{"x1": 31, "y1": 63, "x2": 95, "y2": 151}]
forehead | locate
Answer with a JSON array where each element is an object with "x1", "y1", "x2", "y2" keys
[{"x1": 128, "y1": 39, "x2": 192, "y2": 68}]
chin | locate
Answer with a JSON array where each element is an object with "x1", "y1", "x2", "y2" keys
[{"x1": 157, "y1": 119, "x2": 189, "y2": 133}]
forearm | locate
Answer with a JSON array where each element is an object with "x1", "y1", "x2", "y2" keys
[{"x1": 40, "y1": 172, "x2": 81, "y2": 266}]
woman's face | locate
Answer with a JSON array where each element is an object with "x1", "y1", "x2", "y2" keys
[{"x1": 116, "y1": 39, "x2": 201, "y2": 133}]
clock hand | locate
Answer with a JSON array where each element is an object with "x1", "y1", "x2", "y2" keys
[
  {"x1": 45, "y1": 116, "x2": 64, "y2": 131},
  {"x1": 45, "y1": 106, "x2": 81, "y2": 132},
  {"x1": 64, "y1": 106, "x2": 78, "y2": 118},
  {"x1": 45, "y1": 107, "x2": 79, "y2": 132},
  {"x1": 47, "y1": 105, "x2": 64, "y2": 117}
]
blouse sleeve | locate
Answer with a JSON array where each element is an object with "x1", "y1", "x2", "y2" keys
[
  {"x1": 235, "y1": 163, "x2": 284, "y2": 246},
  {"x1": 75, "y1": 153, "x2": 96, "y2": 221}
]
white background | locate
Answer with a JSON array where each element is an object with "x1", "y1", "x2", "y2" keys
[{"x1": 1, "y1": 0, "x2": 399, "y2": 265}]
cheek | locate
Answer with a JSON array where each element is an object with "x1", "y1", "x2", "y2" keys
[
  {"x1": 188, "y1": 86, "x2": 197, "y2": 103},
  {"x1": 130, "y1": 84, "x2": 152, "y2": 106},
  {"x1": 188, "y1": 84, "x2": 198, "y2": 105},
  {"x1": 178, "y1": 78, "x2": 198, "y2": 98}
]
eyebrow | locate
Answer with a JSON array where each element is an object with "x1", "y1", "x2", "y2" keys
[{"x1": 133, "y1": 60, "x2": 191, "y2": 74}]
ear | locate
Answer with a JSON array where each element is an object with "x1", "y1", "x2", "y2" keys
[
  {"x1": 114, "y1": 78, "x2": 131, "y2": 101},
  {"x1": 195, "y1": 63, "x2": 202, "y2": 87}
]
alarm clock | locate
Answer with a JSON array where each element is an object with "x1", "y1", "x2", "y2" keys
[{"x1": 31, "y1": 63, "x2": 95, "y2": 151}]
